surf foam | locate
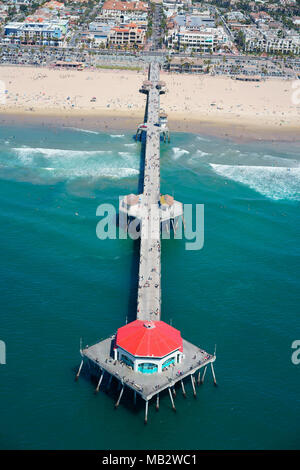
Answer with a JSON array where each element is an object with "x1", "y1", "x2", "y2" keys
[
  {"x1": 172, "y1": 147, "x2": 190, "y2": 160},
  {"x1": 210, "y1": 164, "x2": 300, "y2": 201}
]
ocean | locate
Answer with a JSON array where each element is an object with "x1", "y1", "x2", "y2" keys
[{"x1": 0, "y1": 125, "x2": 299, "y2": 450}]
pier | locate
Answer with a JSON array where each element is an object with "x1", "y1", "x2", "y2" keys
[
  {"x1": 76, "y1": 5, "x2": 216, "y2": 423},
  {"x1": 137, "y1": 60, "x2": 162, "y2": 322}
]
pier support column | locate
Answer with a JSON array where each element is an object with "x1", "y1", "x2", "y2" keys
[
  {"x1": 144, "y1": 401, "x2": 149, "y2": 425},
  {"x1": 197, "y1": 371, "x2": 201, "y2": 386},
  {"x1": 191, "y1": 374, "x2": 197, "y2": 398},
  {"x1": 115, "y1": 385, "x2": 124, "y2": 409},
  {"x1": 156, "y1": 393, "x2": 159, "y2": 411},
  {"x1": 172, "y1": 387, "x2": 176, "y2": 398},
  {"x1": 211, "y1": 362, "x2": 217, "y2": 386},
  {"x1": 134, "y1": 390, "x2": 137, "y2": 406},
  {"x1": 95, "y1": 371, "x2": 104, "y2": 393},
  {"x1": 200, "y1": 366, "x2": 207, "y2": 385},
  {"x1": 181, "y1": 380, "x2": 186, "y2": 398},
  {"x1": 168, "y1": 388, "x2": 176, "y2": 412},
  {"x1": 75, "y1": 360, "x2": 83, "y2": 381}
]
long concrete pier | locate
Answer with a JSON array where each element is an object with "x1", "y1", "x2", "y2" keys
[
  {"x1": 77, "y1": 4, "x2": 217, "y2": 420},
  {"x1": 79, "y1": 57, "x2": 216, "y2": 403},
  {"x1": 137, "y1": 60, "x2": 162, "y2": 322}
]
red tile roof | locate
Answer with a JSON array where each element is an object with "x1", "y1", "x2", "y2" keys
[
  {"x1": 115, "y1": 320, "x2": 183, "y2": 358},
  {"x1": 102, "y1": 0, "x2": 148, "y2": 12}
]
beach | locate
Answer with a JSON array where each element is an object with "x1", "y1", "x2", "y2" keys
[{"x1": 0, "y1": 65, "x2": 299, "y2": 141}]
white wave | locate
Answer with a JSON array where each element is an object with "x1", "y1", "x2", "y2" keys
[
  {"x1": 13, "y1": 147, "x2": 112, "y2": 158},
  {"x1": 210, "y1": 163, "x2": 300, "y2": 201},
  {"x1": 124, "y1": 143, "x2": 137, "y2": 147},
  {"x1": 54, "y1": 167, "x2": 139, "y2": 179},
  {"x1": 196, "y1": 149, "x2": 210, "y2": 157},
  {"x1": 65, "y1": 127, "x2": 99, "y2": 135},
  {"x1": 110, "y1": 134, "x2": 125, "y2": 138},
  {"x1": 196, "y1": 136, "x2": 210, "y2": 142},
  {"x1": 23, "y1": 166, "x2": 139, "y2": 180},
  {"x1": 263, "y1": 154, "x2": 299, "y2": 167},
  {"x1": 172, "y1": 147, "x2": 190, "y2": 160},
  {"x1": 118, "y1": 151, "x2": 134, "y2": 157}
]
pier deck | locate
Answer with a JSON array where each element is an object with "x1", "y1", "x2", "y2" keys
[
  {"x1": 83, "y1": 339, "x2": 214, "y2": 401},
  {"x1": 137, "y1": 60, "x2": 162, "y2": 322}
]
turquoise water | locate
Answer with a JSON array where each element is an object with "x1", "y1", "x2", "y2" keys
[{"x1": 0, "y1": 125, "x2": 299, "y2": 449}]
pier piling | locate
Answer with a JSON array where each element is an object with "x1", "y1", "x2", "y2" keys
[
  {"x1": 181, "y1": 379, "x2": 186, "y2": 398},
  {"x1": 156, "y1": 393, "x2": 159, "y2": 411},
  {"x1": 200, "y1": 366, "x2": 207, "y2": 385},
  {"x1": 168, "y1": 387, "x2": 176, "y2": 412},
  {"x1": 95, "y1": 371, "x2": 104, "y2": 393},
  {"x1": 115, "y1": 385, "x2": 124, "y2": 409},
  {"x1": 75, "y1": 360, "x2": 83, "y2": 381},
  {"x1": 211, "y1": 362, "x2": 217, "y2": 386},
  {"x1": 191, "y1": 374, "x2": 197, "y2": 398},
  {"x1": 145, "y1": 401, "x2": 149, "y2": 425}
]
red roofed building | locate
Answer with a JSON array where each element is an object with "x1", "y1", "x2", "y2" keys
[
  {"x1": 114, "y1": 320, "x2": 184, "y2": 374},
  {"x1": 102, "y1": 0, "x2": 148, "y2": 20},
  {"x1": 109, "y1": 22, "x2": 145, "y2": 47}
]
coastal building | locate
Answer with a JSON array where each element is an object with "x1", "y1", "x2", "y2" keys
[
  {"x1": 243, "y1": 27, "x2": 300, "y2": 54},
  {"x1": 226, "y1": 11, "x2": 248, "y2": 23},
  {"x1": 81, "y1": 28, "x2": 111, "y2": 46},
  {"x1": 172, "y1": 13, "x2": 215, "y2": 29},
  {"x1": 167, "y1": 26, "x2": 228, "y2": 52},
  {"x1": 165, "y1": 56, "x2": 206, "y2": 73},
  {"x1": 43, "y1": 1, "x2": 64, "y2": 9},
  {"x1": 4, "y1": 19, "x2": 68, "y2": 44},
  {"x1": 109, "y1": 22, "x2": 145, "y2": 48},
  {"x1": 101, "y1": 0, "x2": 148, "y2": 21},
  {"x1": 114, "y1": 320, "x2": 184, "y2": 374}
]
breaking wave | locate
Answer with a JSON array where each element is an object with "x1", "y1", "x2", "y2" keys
[
  {"x1": 1, "y1": 146, "x2": 139, "y2": 182},
  {"x1": 13, "y1": 147, "x2": 111, "y2": 159},
  {"x1": 65, "y1": 127, "x2": 100, "y2": 135},
  {"x1": 196, "y1": 149, "x2": 210, "y2": 157},
  {"x1": 172, "y1": 147, "x2": 190, "y2": 160},
  {"x1": 210, "y1": 164, "x2": 300, "y2": 201}
]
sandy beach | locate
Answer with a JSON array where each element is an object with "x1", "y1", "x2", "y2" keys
[{"x1": 0, "y1": 65, "x2": 299, "y2": 141}]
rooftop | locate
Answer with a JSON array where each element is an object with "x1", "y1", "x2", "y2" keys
[
  {"x1": 115, "y1": 320, "x2": 183, "y2": 358},
  {"x1": 102, "y1": 0, "x2": 148, "y2": 12}
]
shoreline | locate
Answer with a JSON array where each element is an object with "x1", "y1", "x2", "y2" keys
[
  {"x1": 1, "y1": 108, "x2": 300, "y2": 143},
  {"x1": 0, "y1": 64, "x2": 299, "y2": 143}
]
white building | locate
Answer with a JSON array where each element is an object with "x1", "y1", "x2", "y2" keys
[
  {"x1": 168, "y1": 26, "x2": 228, "y2": 52},
  {"x1": 101, "y1": 0, "x2": 148, "y2": 21},
  {"x1": 4, "y1": 19, "x2": 68, "y2": 43},
  {"x1": 114, "y1": 320, "x2": 184, "y2": 374},
  {"x1": 244, "y1": 27, "x2": 300, "y2": 54}
]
